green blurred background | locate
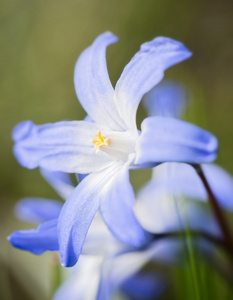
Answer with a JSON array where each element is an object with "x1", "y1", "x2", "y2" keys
[{"x1": 1, "y1": 0, "x2": 233, "y2": 299}]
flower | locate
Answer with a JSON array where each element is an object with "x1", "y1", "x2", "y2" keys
[{"x1": 12, "y1": 32, "x2": 218, "y2": 267}]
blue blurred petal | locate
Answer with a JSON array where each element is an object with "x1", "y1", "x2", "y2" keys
[
  {"x1": 40, "y1": 168, "x2": 75, "y2": 200},
  {"x1": 100, "y1": 163, "x2": 147, "y2": 247},
  {"x1": 13, "y1": 120, "x2": 113, "y2": 173},
  {"x1": 143, "y1": 80, "x2": 189, "y2": 118},
  {"x1": 8, "y1": 219, "x2": 58, "y2": 254},
  {"x1": 58, "y1": 162, "x2": 122, "y2": 267},
  {"x1": 74, "y1": 32, "x2": 125, "y2": 131},
  {"x1": 115, "y1": 37, "x2": 192, "y2": 130},
  {"x1": 15, "y1": 198, "x2": 63, "y2": 224},
  {"x1": 121, "y1": 272, "x2": 165, "y2": 300},
  {"x1": 136, "y1": 117, "x2": 218, "y2": 164}
]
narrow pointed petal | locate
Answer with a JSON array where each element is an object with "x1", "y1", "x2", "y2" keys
[
  {"x1": 115, "y1": 37, "x2": 192, "y2": 129},
  {"x1": 143, "y1": 80, "x2": 189, "y2": 118},
  {"x1": 8, "y1": 219, "x2": 58, "y2": 254},
  {"x1": 13, "y1": 120, "x2": 113, "y2": 173},
  {"x1": 58, "y1": 162, "x2": 122, "y2": 267},
  {"x1": 15, "y1": 198, "x2": 63, "y2": 224},
  {"x1": 100, "y1": 162, "x2": 148, "y2": 247},
  {"x1": 135, "y1": 117, "x2": 218, "y2": 165},
  {"x1": 74, "y1": 32, "x2": 125, "y2": 130},
  {"x1": 40, "y1": 168, "x2": 75, "y2": 200}
]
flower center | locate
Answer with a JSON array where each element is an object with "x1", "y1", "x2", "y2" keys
[{"x1": 90, "y1": 129, "x2": 111, "y2": 152}]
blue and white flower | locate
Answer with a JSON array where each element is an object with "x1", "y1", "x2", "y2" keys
[{"x1": 12, "y1": 32, "x2": 218, "y2": 267}]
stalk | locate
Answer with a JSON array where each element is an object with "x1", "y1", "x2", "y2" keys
[{"x1": 193, "y1": 164, "x2": 233, "y2": 257}]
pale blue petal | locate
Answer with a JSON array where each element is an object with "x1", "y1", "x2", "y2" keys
[
  {"x1": 135, "y1": 117, "x2": 218, "y2": 165},
  {"x1": 8, "y1": 219, "x2": 58, "y2": 254},
  {"x1": 100, "y1": 163, "x2": 148, "y2": 247},
  {"x1": 115, "y1": 37, "x2": 192, "y2": 129},
  {"x1": 58, "y1": 163, "x2": 122, "y2": 267},
  {"x1": 74, "y1": 32, "x2": 125, "y2": 131},
  {"x1": 143, "y1": 80, "x2": 189, "y2": 118},
  {"x1": 13, "y1": 120, "x2": 113, "y2": 173},
  {"x1": 15, "y1": 198, "x2": 63, "y2": 224},
  {"x1": 40, "y1": 168, "x2": 75, "y2": 200}
]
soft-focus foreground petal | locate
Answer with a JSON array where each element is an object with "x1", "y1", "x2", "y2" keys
[
  {"x1": 82, "y1": 213, "x2": 123, "y2": 255},
  {"x1": 40, "y1": 168, "x2": 75, "y2": 200},
  {"x1": 74, "y1": 32, "x2": 125, "y2": 131},
  {"x1": 100, "y1": 160, "x2": 148, "y2": 247},
  {"x1": 151, "y1": 163, "x2": 233, "y2": 211},
  {"x1": 15, "y1": 198, "x2": 62, "y2": 224},
  {"x1": 97, "y1": 238, "x2": 180, "y2": 300},
  {"x1": 135, "y1": 176, "x2": 219, "y2": 235},
  {"x1": 53, "y1": 256, "x2": 103, "y2": 300},
  {"x1": 115, "y1": 37, "x2": 192, "y2": 130},
  {"x1": 135, "y1": 117, "x2": 218, "y2": 165},
  {"x1": 8, "y1": 219, "x2": 58, "y2": 254},
  {"x1": 58, "y1": 162, "x2": 123, "y2": 267},
  {"x1": 143, "y1": 80, "x2": 189, "y2": 118},
  {"x1": 13, "y1": 120, "x2": 113, "y2": 173}
]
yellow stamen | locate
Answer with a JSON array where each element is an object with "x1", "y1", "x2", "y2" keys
[{"x1": 90, "y1": 129, "x2": 110, "y2": 152}]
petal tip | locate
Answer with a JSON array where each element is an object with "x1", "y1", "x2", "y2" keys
[{"x1": 12, "y1": 121, "x2": 34, "y2": 142}]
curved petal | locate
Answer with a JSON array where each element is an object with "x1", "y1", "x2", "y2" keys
[
  {"x1": 114, "y1": 37, "x2": 192, "y2": 130},
  {"x1": 143, "y1": 80, "x2": 189, "y2": 118},
  {"x1": 13, "y1": 120, "x2": 113, "y2": 173},
  {"x1": 58, "y1": 162, "x2": 122, "y2": 267},
  {"x1": 74, "y1": 32, "x2": 125, "y2": 131},
  {"x1": 100, "y1": 163, "x2": 148, "y2": 247},
  {"x1": 15, "y1": 198, "x2": 63, "y2": 224},
  {"x1": 40, "y1": 168, "x2": 75, "y2": 200},
  {"x1": 135, "y1": 117, "x2": 218, "y2": 165},
  {"x1": 8, "y1": 219, "x2": 58, "y2": 254}
]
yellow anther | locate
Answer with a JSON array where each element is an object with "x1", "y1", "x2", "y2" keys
[{"x1": 90, "y1": 129, "x2": 110, "y2": 152}]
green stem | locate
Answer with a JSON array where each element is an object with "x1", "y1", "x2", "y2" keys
[{"x1": 185, "y1": 224, "x2": 202, "y2": 300}]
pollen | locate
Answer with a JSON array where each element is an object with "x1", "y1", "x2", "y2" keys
[{"x1": 90, "y1": 129, "x2": 110, "y2": 153}]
